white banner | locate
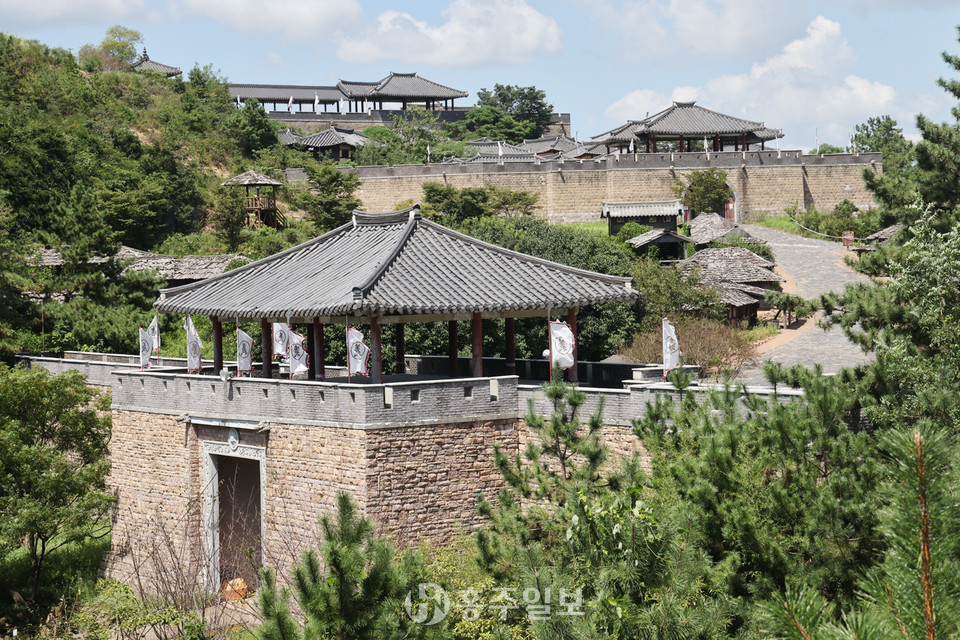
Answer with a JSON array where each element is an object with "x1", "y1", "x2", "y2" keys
[
  {"x1": 147, "y1": 314, "x2": 160, "y2": 353},
  {"x1": 184, "y1": 314, "x2": 203, "y2": 373},
  {"x1": 139, "y1": 327, "x2": 153, "y2": 370},
  {"x1": 289, "y1": 331, "x2": 309, "y2": 376},
  {"x1": 662, "y1": 317, "x2": 681, "y2": 377},
  {"x1": 237, "y1": 328, "x2": 254, "y2": 374},
  {"x1": 346, "y1": 327, "x2": 369, "y2": 377},
  {"x1": 549, "y1": 321, "x2": 576, "y2": 370},
  {"x1": 272, "y1": 322, "x2": 289, "y2": 358}
]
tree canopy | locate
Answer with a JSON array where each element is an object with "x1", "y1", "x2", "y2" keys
[
  {"x1": 476, "y1": 84, "x2": 554, "y2": 139},
  {"x1": 674, "y1": 167, "x2": 731, "y2": 215}
]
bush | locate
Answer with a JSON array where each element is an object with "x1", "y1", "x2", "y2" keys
[
  {"x1": 615, "y1": 222, "x2": 653, "y2": 242},
  {"x1": 619, "y1": 317, "x2": 757, "y2": 375}
]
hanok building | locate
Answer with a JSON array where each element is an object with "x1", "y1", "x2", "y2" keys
[
  {"x1": 687, "y1": 212, "x2": 753, "y2": 247},
  {"x1": 679, "y1": 247, "x2": 784, "y2": 324},
  {"x1": 229, "y1": 84, "x2": 347, "y2": 113},
  {"x1": 591, "y1": 101, "x2": 783, "y2": 154},
  {"x1": 91, "y1": 205, "x2": 640, "y2": 592},
  {"x1": 601, "y1": 200, "x2": 683, "y2": 235},
  {"x1": 337, "y1": 72, "x2": 468, "y2": 111},
  {"x1": 626, "y1": 228, "x2": 694, "y2": 261},
  {"x1": 129, "y1": 48, "x2": 181, "y2": 77},
  {"x1": 294, "y1": 127, "x2": 382, "y2": 162}
]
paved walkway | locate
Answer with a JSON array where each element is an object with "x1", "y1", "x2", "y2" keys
[{"x1": 735, "y1": 225, "x2": 875, "y2": 385}]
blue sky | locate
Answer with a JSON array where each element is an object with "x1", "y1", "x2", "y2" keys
[{"x1": 3, "y1": 0, "x2": 958, "y2": 150}]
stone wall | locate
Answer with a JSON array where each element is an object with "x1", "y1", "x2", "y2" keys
[{"x1": 349, "y1": 151, "x2": 881, "y2": 223}]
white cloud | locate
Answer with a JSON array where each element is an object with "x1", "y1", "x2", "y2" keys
[
  {"x1": 336, "y1": 0, "x2": 562, "y2": 66},
  {"x1": 0, "y1": 0, "x2": 144, "y2": 29},
  {"x1": 265, "y1": 51, "x2": 283, "y2": 66},
  {"x1": 605, "y1": 89, "x2": 668, "y2": 122},
  {"x1": 583, "y1": 0, "x2": 805, "y2": 63},
  {"x1": 170, "y1": 0, "x2": 363, "y2": 40}
]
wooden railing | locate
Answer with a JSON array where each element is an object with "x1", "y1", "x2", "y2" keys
[{"x1": 245, "y1": 196, "x2": 276, "y2": 211}]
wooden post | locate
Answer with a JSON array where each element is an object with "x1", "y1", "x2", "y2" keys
[
  {"x1": 395, "y1": 323, "x2": 406, "y2": 375},
  {"x1": 471, "y1": 312, "x2": 483, "y2": 378},
  {"x1": 260, "y1": 319, "x2": 272, "y2": 379},
  {"x1": 306, "y1": 322, "x2": 315, "y2": 380},
  {"x1": 370, "y1": 317, "x2": 383, "y2": 384},
  {"x1": 652, "y1": 135, "x2": 657, "y2": 153},
  {"x1": 679, "y1": 135, "x2": 684, "y2": 152},
  {"x1": 448, "y1": 320, "x2": 459, "y2": 377},
  {"x1": 505, "y1": 317, "x2": 516, "y2": 376},
  {"x1": 313, "y1": 318, "x2": 324, "y2": 380},
  {"x1": 212, "y1": 316, "x2": 223, "y2": 375},
  {"x1": 566, "y1": 308, "x2": 578, "y2": 383}
]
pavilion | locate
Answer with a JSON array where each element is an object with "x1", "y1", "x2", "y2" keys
[
  {"x1": 155, "y1": 206, "x2": 638, "y2": 383},
  {"x1": 337, "y1": 72, "x2": 468, "y2": 111},
  {"x1": 591, "y1": 101, "x2": 783, "y2": 154},
  {"x1": 221, "y1": 170, "x2": 284, "y2": 228},
  {"x1": 130, "y1": 48, "x2": 181, "y2": 77}
]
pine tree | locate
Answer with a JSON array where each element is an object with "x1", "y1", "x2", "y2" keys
[{"x1": 258, "y1": 490, "x2": 434, "y2": 640}]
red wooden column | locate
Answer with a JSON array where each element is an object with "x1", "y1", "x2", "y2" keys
[
  {"x1": 370, "y1": 317, "x2": 383, "y2": 384},
  {"x1": 678, "y1": 135, "x2": 684, "y2": 152},
  {"x1": 312, "y1": 318, "x2": 325, "y2": 380},
  {"x1": 505, "y1": 317, "x2": 516, "y2": 376},
  {"x1": 212, "y1": 316, "x2": 223, "y2": 375},
  {"x1": 471, "y1": 312, "x2": 483, "y2": 377},
  {"x1": 306, "y1": 323, "x2": 315, "y2": 380},
  {"x1": 395, "y1": 323, "x2": 406, "y2": 374},
  {"x1": 260, "y1": 319, "x2": 272, "y2": 378},
  {"x1": 448, "y1": 320, "x2": 459, "y2": 377},
  {"x1": 652, "y1": 135, "x2": 657, "y2": 153},
  {"x1": 566, "y1": 308, "x2": 579, "y2": 383}
]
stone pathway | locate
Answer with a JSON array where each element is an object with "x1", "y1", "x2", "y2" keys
[{"x1": 735, "y1": 225, "x2": 875, "y2": 385}]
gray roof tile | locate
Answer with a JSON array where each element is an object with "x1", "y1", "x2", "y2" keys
[
  {"x1": 297, "y1": 127, "x2": 382, "y2": 149},
  {"x1": 156, "y1": 206, "x2": 637, "y2": 320},
  {"x1": 230, "y1": 84, "x2": 345, "y2": 104},
  {"x1": 688, "y1": 212, "x2": 752, "y2": 245},
  {"x1": 221, "y1": 170, "x2": 284, "y2": 187},
  {"x1": 339, "y1": 72, "x2": 467, "y2": 100}
]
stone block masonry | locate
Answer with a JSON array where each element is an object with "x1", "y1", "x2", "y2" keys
[{"x1": 349, "y1": 151, "x2": 882, "y2": 223}]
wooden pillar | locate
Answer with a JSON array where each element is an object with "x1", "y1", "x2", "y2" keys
[
  {"x1": 395, "y1": 323, "x2": 406, "y2": 374},
  {"x1": 505, "y1": 317, "x2": 516, "y2": 376},
  {"x1": 471, "y1": 312, "x2": 483, "y2": 378},
  {"x1": 742, "y1": 133, "x2": 746, "y2": 150},
  {"x1": 714, "y1": 134, "x2": 720, "y2": 151},
  {"x1": 448, "y1": 320, "x2": 459, "y2": 377},
  {"x1": 260, "y1": 319, "x2": 272, "y2": 379},
  {"x1": 566, "y1": 308, "x2": 578, "y2": 383},
  {"x1": 370, "y1": 317, "x2": 383, "y2": 384},
  {"x1": 306, "y1": 322, "x2": 316, "y2": 379},
  {"x1": 312, "y1": 318, "x2": 324, "y2": 380},
  {"x1": 212, "y1": 316, "x2": 223, "y2": 375},
  {"x1": 645, "y1": 139, "x2": 650, "y2": 153},
  {"x1": 679, "y1": 135, "x2": 684, "y2": 152},
  {"x1": 652, "y1": 136, "x2": 657, "y2": 153}
]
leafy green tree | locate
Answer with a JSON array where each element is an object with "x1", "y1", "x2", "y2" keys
[
  {"x1": 0, "y1": 365, "x2": 112, "y2": 605},
  {"x1": 673, "y1": 167, "x2": 731, "y2": 216},
  {"x1": 354, "y1": 108, "x2": 463, "y2": 165},
  {"x1": 0, "y1": 194, "x2": 34, "y2": 358},
  {"x1": 208, "y1": 185, "x2": 248, "y2": 250},
  {"x1": 809, "y1": 143, "x2": 845, "y2": 156},
  {"x1": 422, "y1": 181, "x2": 539, "y2": 222},
  {"x1": 258, "y1": 491, "x2": 435, "y2": 640},
  {"x1": 446, "y1": 105, "x2": 534, "y2": 144},
  {"x1": 78, "y1": 25, "x2": 143, "y2": 71},
  {"x1": 477, "y1": 84, "x2": 554, "y2": 138},
  {"x1": 227, "y1": 99, "x2": 278, "y2": 156},
  {"x1": 855, "y1": 116, "x2": 918, "y2": 215},
  {"x1": 300, "y1": 162, "x2": 362, "y2": 231}
]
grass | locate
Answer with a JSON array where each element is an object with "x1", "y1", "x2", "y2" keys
[
  {"x1": 559, "y1": 221, "x2": 609, "y2": 237},
  {"x1": 740, "y1": 323, "x2": 780, "y2": 343},
  {"x1": 752, "y1": 213, "x2": 807, "y2": 235}
]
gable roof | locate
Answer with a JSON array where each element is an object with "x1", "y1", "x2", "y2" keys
[
  {"x1": 862, "y1": 223, "x2": 902, "y2": 244},
  {"x1": 338, "y1": 72, "x2": 468, "y2": 101},
  {"x1": 463, "y1": 138, "x2": 528, "y2": 154},
  {"x1": 297, "y1": 127, "x2": 382, "y2": 150},
  {"x1": 602, "y1": 200, "x2": 682, "y2": 219},
  {"x1": 679, "y1": 247, "x2": 783, "y2": 285},
  {"x1": 221, "y1": 170, "x2": 283, "y2": 187},
  {"x1": 688, "y1": 212, "x2": 752, "y2": 245},
  {"x1": 155, "y1": 206, "x2": 637, "y2": 321},
  {"x1": 520, "y1": 134, "x2": 580, "y2": 155},
  {"x1": 627, "y1": 228, "x2": 694, "y2": 248},
  {"x1": 130, "y1": 49, "x2": 181, "y2": 77}
]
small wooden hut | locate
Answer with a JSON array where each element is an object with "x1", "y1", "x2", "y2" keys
[{"x1": 222, "y1": 171, "x2": 285, "y2": 229}]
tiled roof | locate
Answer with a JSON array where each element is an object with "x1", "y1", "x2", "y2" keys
[
  {"x1": 590, "y1": 121, "x2": 646, "y2": 144},
  {"x1": 591, "y1": 101, "x2": 783, "y2": 143},
  {"x1": 338, "y1": 72, "x2": 468, "y2": 100},
  {"x1": 688, "y1": 212, "x2": 752, "y2": 245},
  {"x1": 229, "y1": 84, "x2": 345, "y2": 104},
  {"x1": 520, "y1": 134, "x2": 580, "y2": 154},
  {"x1": 862, "y1": 223, "x2": 901, "y2": 243},
  {"x1": 130, "y1": 49, "x2": 181, "y2": 76},
  {"x1": 450, "y1": 152, "x2": 558, "y2": 164},
  {"x1": 602, "y1": 200, "x2": 682, "y2": 219},
  {"x1": 35, "y1": 246, "x2": 245, "y2": 281},
  {"x1": 679, "y1": 247, "x2": 783, "y2": 285},
  {"x1": 277, "y1": 128, "x2": 303, "y2": 145},
  {"x1": 297, "y1": 127, "x2": 382, "y2": 150},
  {"x1": 464, "y1": 138, "x2": 528, "y2": 154},
  {"x1": 562, "y1": 143, "x2": 609, "y2": 159},
  {"x1": 221, "y1": 170, "x2": 284, "y2": 187},
  {"x1": 627, "y1": 228, "x2": 694, "y2": 248},
  {"x1": 155, "y1": 206, "x2": 638, "y2": 320}
]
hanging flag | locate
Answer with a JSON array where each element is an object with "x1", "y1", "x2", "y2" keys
[
  {"x1": 139, "y1": 327, "x2": 153, "y2": 370},
  {"x1": 237, "y1": 328, "x2": 254, "y2": 375},
  {"x1": 236, "y1": 94, "x2": 241, "y2": 108},
  {"x1": 314, "y1": 93, "x2": 320, "y2": 110},
  {"x1": 497, "y1": 140, "x2": 503, "y2": 157},
  {"x1": 289, "y1": 331, "x2": 309, "y2": 377},
  {"x1": 147, "y1": 313, "x2": 161, "y2": 354},
  {"x1": 549, "y1": 320, "x2": 576, "y2": 370},
  {"x1": 287, "y1": 95, "x2": 294, "y2": 111},
  {"x1": 184, "y1": 314, "x2": 203, "y2": 373},
  {"x1": 346, "y1": 327, "x2": 369, "y2": 377},
  {"x1": 628, "y1": 139, "x2": 635, "y2": 154},
  {"x1": 272, "y1": 322, "x2": 289, "y2": 358},
  {"x1": 662, "y1": 317, "x2": 681, "y2": 378}
]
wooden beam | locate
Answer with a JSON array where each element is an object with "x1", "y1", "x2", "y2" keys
[
  {"x1": 505, "y1": 317, "x2": 516, "y2": 376},
  {"x1": 212, "y1": 316, "x2": 223, "y2": 375},
  {"x1": 395, "y1": 323, "x2": 406, "y2": 374},
  {"x1": 448, "y1": 320, "x2": 459, "y2": 377},
  {"x1": 471, "y1": 312, "x2": 483, "y2": 378},
  {"x1": 313, "y1": 318, "x2": 324, "y2": 380},
  {"x1": 260, "y1": 319, "x2": 272, "y2": 379},
  {"x1": 370, "y1": 317, "x2": 383, "y2": 383},
  {"x1": 566, "y1": 308, "x2": 578, "y2": 383}
]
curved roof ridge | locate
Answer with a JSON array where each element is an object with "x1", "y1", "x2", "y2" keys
[{"x1": 357, "y1": 212, "x2": 421, "y2": 294}]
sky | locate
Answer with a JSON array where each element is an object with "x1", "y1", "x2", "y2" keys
[{"x1": 3, "y1": 0, "x2": 959, "y2": 151}]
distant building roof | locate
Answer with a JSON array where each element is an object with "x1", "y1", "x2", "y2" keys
[
  {"x1": 601, "y1": 200, "x2": 682, "y2": 219},
  {"x1": 627, "y1": 228, "x2": 694, "y2": 248},
  {"x1": 688, "y1": 212, "x2": 752, "y2": 245},
  {"x1": 35, "y1": 246, "x2": 246, "y2": 282},
  {"x1": 130, "y1": 49, "x2": 181, "y2": 77},
  {"x1": 297, "y1": 127, "x2": 382, "y2": 150},
  {"x1": 230, "y1": 84, "x2": 344, "y2": 105},
  {"x1": 221, "y1": 170, "x2": 284, "y2": 187},
  {"x1": 277, "y1": 128, "x2": 303, "y2": 145},
  {"x1": 463, "y1": 138, "x2": 528, "y2": 154},
  {"x1": 591, "y1": 101, "x2": 783, "y2": 145},
  {"x1": 562, "y1": 142, "x2": 609, "y2": 159},
  {"x1": 680, "y1": 247, "x2": 783, "y2": 285},
  {"x1": 155, "y1": 206, "x2": 638, "y2": 321},
  {"x1": 520, "y1": 134, "x2": 580, "y2": 155},
  {"x1": 339, "y1": 72, "x2": 467, "y2": 101},
  {"x1": 862, "y1": 223, "x2": 902, "y2": 244},
  {"x1": 446, "y1": 151, "x2": 557, "y2": 164}
]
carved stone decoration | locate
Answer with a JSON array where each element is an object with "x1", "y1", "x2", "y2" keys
[
  {"x1": 227, "y1": 428, "x2": 239, "y2": 451},
  {"x1": 203, "y1": 440, "x2": 266, "y2": 462}
]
